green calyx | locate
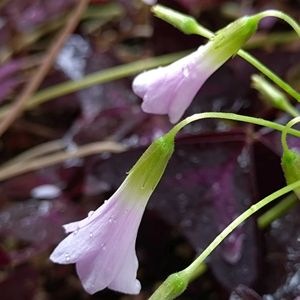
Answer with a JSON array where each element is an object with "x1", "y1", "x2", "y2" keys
[
  {"x1": 281, "y1": 148, "x2": 300, "y2": 198},
  {"x1": 128, "y1": 131, "x2": 175, "y2": 192},
  {"x1": 211, "y1": 14, "x2": 259, "y2": 62},
  {"x1": 149, "y1": 272, "x2": 188, "y2": 300}
]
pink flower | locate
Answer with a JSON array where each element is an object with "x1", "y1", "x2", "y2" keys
[
  {"x1": 133, "y1": 46, "x2": 220, "y2": 124},
  {"x1": 50, "y1": 133, "x2": 175, "y2": 294},
  {"x1": 133, "y1": 15, "x2": 259, "y2": 123},
  {"x1": 50, "y1": 181, "x2": 145, "y2": 294}
]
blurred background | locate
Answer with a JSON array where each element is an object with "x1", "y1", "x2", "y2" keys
[{"x1": 1, "y1": 0, "x2": 300, "y2": 299}]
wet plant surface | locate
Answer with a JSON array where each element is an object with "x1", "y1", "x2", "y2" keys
[{"x1": 1, "y1": 0, "x2": 300, "y2": 299}]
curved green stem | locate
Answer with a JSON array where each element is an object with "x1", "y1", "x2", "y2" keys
[
  {"x1": 169, "y1": 112, "x2": 300, "y2": 138},
  {"x1": 281, "y1": 116, "x2": 300, "y2": 153},
  {"x1": 238, "y1": 50, "x2": 300, "y2": 103},
  {"x1": 180, "y1": 179, "x2": 300, "y2": 283},
  {"x1": 150, "y1": 180, "x2": 300, "y2": 300},
  {"x1": 257, "y1": 192, "x2": 298, "y2": 229},
  {"x1": 257, "y1": 10, "x2": 300, "y2": 37}
]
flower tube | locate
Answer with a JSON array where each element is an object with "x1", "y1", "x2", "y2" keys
[
  {"x1": 50, "y1": 132, "x2": 175, "y2": 294},
  {"x1": 133, "y1": 15, "x2": 260, "y2": 123}
]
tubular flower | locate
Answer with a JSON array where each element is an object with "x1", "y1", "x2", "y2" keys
[
  {"x1": 50, "y1": 132, "x2": 175, "y2": 294},
  {"x1": 133, "y1": 15, "x2": 259, "y2": 123}
]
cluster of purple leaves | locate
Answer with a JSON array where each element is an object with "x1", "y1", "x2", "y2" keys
[{"x1": 1, "y1": 0, "x2": 300, "y2": 299}]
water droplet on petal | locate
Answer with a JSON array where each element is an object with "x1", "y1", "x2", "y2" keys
[
  {"x1": 183, "y1": 66, "x2": 189, "y2": 78},
  {"x1": 101, "y1": 243, "x2": 106, "y2": 251},
  {"x1": 108, "y1": 216, "x2": 115, "y2": 223},
  {"x1": 65, "y1": 253, "x2": 71, "y2": 262},
  {"x1": 89, "y1": 232, "x2": 93, "y2": 238},
  {"x1": 88, "y1": 211, "x2": 94, "y2": 217}
]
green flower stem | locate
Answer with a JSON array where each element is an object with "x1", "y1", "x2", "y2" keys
[
  {"x1": 257, "y1": 193, "x2": 298, "y2": 229},
  {"x1": 152, "y1": 5, "x2": 300, "y2": 102},
  {"x1": 281, "y1": 116, "x2": 300, "y2": 153},
  {"x1": 169, "y1": 112, "x2": 300, "y2": 138},
  {"x1": 150, "y1": 112, "x2": 300, "y2": 299},
  {"x1": 238, "y1": 50, "x2": 300, "y2": 103},
  {"x1": 256, "y1": 10, "x2": 300, "y2": 37},
  {"x1": 181, "y1": 179, "x2": 300, "y2": 283},
  {"x1": 150, "y1": 180, "x2": 300, "y2": 300},
  {"x1": 149, "y1": 189, "x2": 299, "y2": 300},
  {"x1": 0, "y1": 51, "x2": 188, "y2": 119}
]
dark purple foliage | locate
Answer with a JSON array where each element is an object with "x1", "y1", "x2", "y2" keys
[{"x1": 1, "y1": 0, "x2": 300, "y2": 299}]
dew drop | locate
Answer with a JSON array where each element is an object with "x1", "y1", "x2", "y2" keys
[
  {"x1": 183, "y1": 66, "x2": 189, "y2": 78},
  {"x1": 89, "y1": 232, "x2": 93, "y2": 238},
  {"x1": 65, "y1": 253, "x2": 71, "y2": 262},
  {"x1": 88, "y1": 211, "x2": 94, "y2": 217},
  {"x1": 108, "y1": 216, "x2": 116, "y2": 223}
]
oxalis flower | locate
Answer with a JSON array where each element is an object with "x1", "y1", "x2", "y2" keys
[
  {"x1": 133, "y1": 15, "x2": 260, "y2": 123},
  {"x1": 50, "y1": 132, "x2": 175, "y2": 294}
]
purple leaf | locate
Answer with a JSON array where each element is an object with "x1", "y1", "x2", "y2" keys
[
  {"x1": 230, "y1": 285, "x2": 262, "y2": 300},
  {"x1": 0, "y1": 265, "x2": 39, "y2": 300}
]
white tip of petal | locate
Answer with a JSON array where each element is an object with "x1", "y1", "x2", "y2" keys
[
  {"x1": 49, "y1": 247, "x2": 73, "y2": 264},
  {"x1": 132, "y1": 73, "x2": 148, "y2": 98}
]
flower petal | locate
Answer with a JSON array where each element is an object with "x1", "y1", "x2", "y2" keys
[
  {"x1": 133, "y1": 68, "x2": 174, "y2": 114},
  {"x1": 108, "y1": 242, "x2": 141, "y2": 294},
  {"x1": 75, "y1": 208, "x2": 142, "y2": 294},
  {"x1": 50, "y1": 199, "x2": 120, "y2": 264},
  {"x1": 75, "y1": 248, "x2": 110, "y2": 294}
]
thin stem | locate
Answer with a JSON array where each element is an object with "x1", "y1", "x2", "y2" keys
[
  {"x1": 150, "y1": 190, "x2": 299, "y2": 298},
  {"x1": 257, "y1": 10, "x2": 300, "y2": 37},
  {"x1": 0, "y1": 0, "x2": 90, "y2": 137},
  {"x1": 181, "y1": 179, "x2": 300, "y2": 283},
  {"x1": 238, "y1": 50, "x2": 300, "y2": 103},
  {"x1": 0, "y1": 51, "x2": 188, "y2": 119},
  {"x1": 281, "y1": 116, "x2": 300, "y2": 153},
  {"x1": 170, "y1": 112, "x2": 300, "y2": 138},
  {"x1": 257, "y1": 193, "x2": 298, "y2": 229}
]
